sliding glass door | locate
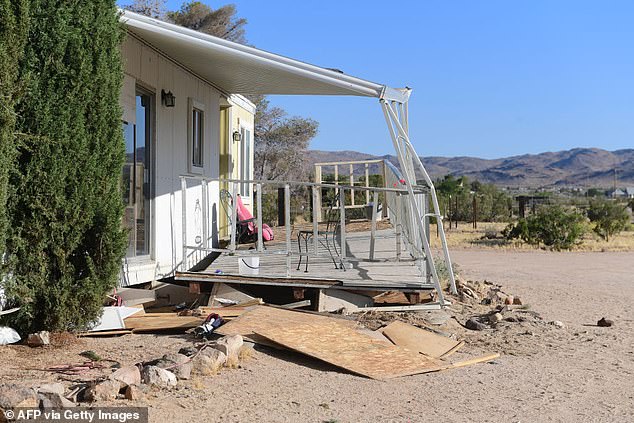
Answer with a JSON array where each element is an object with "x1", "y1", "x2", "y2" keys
[{"x1": 122, "y1": 87, "x2": 154, "y2": 258}]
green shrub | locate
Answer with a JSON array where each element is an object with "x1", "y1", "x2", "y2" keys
[
  {"x1": 587, "y1": 200, "x2": 629, "y2": 241},
  {"x1": 3, "y1": 1, "x2": 126, "y2": 333},
  {"x1": 0, "y1": 0, "x2": 29, "y2": 256},
  {"x1": 503, "y1": 205, "x2": 586, "y2": 250}
]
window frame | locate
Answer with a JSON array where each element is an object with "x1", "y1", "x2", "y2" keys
[
  {"x1": 240, "y1": 125, "x2": 252, "y2": 198},
  {"x1": 188, "y1": 98, "x2": 206, "y2": 174}
]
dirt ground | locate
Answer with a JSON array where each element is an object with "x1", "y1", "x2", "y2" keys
[{"x1": 2, "y1": 249, "x2": 633, "y2": 422}]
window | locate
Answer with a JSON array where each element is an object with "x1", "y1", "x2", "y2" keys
[
  {"x1": 188, "y1": 98, "x2": 205, "y2": 173},
  {"x1": 240, "y1": 126, "x2": 252, "y2": 196}
]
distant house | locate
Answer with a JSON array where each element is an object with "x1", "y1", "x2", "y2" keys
[
  {"x1": 625, "y1": 187, "x2": 634, "y2": 198},
  {"x1": 609, "y1": 188, "x2": 626, "y2": 198}
]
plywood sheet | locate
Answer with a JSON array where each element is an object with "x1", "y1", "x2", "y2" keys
[
  {"x1": 254, "y1": 323, "x2": 444, "y2": 380},
  {"x1": 381, "y1": 321, "x2": 463, "y2": 358},
  {"x1": 215, "y1": 305, "x2": 358, "y2": 346}
]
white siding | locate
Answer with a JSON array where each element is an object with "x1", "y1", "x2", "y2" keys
[{"x1": 120, "y1": 35, "x2": 226, "y2": 286}]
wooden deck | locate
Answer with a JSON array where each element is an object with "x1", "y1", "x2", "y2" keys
[{"x1": 176, "y1": 227, "x2": 434, "y2": 292}]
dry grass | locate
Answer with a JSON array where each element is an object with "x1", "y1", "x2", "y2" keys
[
  {"x1": 429, "y1": 221, "x2": 634, "y2": 252},
  {"x1": 238, "y1": 345, "x2": 255, "y2": 361}
]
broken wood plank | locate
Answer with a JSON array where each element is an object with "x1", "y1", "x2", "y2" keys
[
  {"x1": 77, "y1": 329, "x2": 132, "y2": 337},
  {"x1": 124, "y1": 315, "x2": 204, "y2": 332},
  {"x1": 350, "y1": 303, "x2": 442, "y2": 312},
  {"x1": 437, "y1": 353, "x2": 500, "y2": 371},
  {"x1": 221, "y1": 298, "x2": 263, "y2": 309},
  {"x1": 281, "y1": 300, "x2": 311, "y2": 309},
  {"x1": 194, "y1": 307, "x2": 250, "y2": 318},
  {"x1": 381, "y1": 320, "x2": 464, "y2": 359},
  {"x1": 0, "y1": 307, "x2": 20, "y2": 316}
]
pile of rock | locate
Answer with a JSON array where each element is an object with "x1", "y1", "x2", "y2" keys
[
  {"x1": 456, "y1": 279, "x2": 523, "y2": 306},
  {"x1": 464, "y1": 305, "x2": 545, "y2": 331},
  {"x1": 0, "y1": 334, "x2": 248, "y2": 415}
]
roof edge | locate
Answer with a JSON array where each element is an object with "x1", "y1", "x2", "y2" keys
[{"x1": 119, "y1": 9, "x2": 397, "y2": 99}]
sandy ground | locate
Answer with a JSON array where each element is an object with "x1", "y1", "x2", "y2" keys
[{"x1": 2, "y1": 250, "x2": 633, "y2": 422}]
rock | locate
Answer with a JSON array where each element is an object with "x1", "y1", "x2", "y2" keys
[
  {"x1": 27, "y1": 331, "x2": 50, "y2": 347},
  {"x1": 513, "y1": 297, "x2": 523, "y2": 305},
  {"x1": 505, "y1": 316, "x2": 519, "y2": 323},
  {"x1": 465, "y1": 318, "x2": 487, "y2": 331},
  {"x1": 84, "y1": 380, "x2": 121, "y2": 402},
  {"x1": 504, "y1": 295, "x2": 514, "y2": 305},
  {"x1": 37, "y1": 383, "x2": 65, "y2": 396},
  {"x1": 111, "y1": 365, "x2": 141, "y2": 388},
  {"x1": 423, "y1": 312, "x2": 450, "y2": 326},
  {"x1": 550, "y1": 320, "x2": 565, "y2": 329},
  {"x1": 192, "y1": 348, "x2": 226, "y2": 376},
  {"x1": 489, "y1": 291, "x2": 507, "y2": 304},
  {"x1": 38, "y1": 392, "x2": 75, "y2": 408},
  {"x1": 141, "y1": 366, "x2": 177, "y2": 388},
  {"x1": 0, "y1": 384, "x2": 39, "y2": 409},
  {"x1": 124, "y1": 385, "x2": 145, "y2": 401},
  {"x1": 210, "y1": 335, "x2": 243, "y2": 363},
  {"x1": 154, "y1": 353, "x2": 192, "y2": 380},
  {"x1": 597, "y1": 317, "x2": 614, "y2": 327},
  {"x1": 489, "y1": 313, "x2": 504, "y2": 324}
]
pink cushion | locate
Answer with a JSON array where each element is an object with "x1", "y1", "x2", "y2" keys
[{"x1": 235, "y1": 194, "x2": 274, "y2": 241}]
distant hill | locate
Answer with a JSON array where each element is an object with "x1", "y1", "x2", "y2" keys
[{"x1": 306, "y1": 147, "x2": 634, "y2": 188}]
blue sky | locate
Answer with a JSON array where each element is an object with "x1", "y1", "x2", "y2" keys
[{"x1": 121, "y1": 0, "x2": 634, "y2": 158}]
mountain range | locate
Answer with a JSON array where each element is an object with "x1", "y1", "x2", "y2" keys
[{"x1": 306, "y1": 147, "x2": 634, "y2": 189}]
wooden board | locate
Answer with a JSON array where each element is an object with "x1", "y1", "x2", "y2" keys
[
  {"x1": 254, "y1": 323, "x2": 444, "y2": 380},
  {"x1": 78, "y1": 329, "x2": 132, "y2": 337},
  {"x1": 381, "y1": 321, "x2": 464, "y2": 359},
  {"x1": 216, "y1": 305, "x2": 359, "y2": 347},
  {"x1": 123, "y1": 314, "x2": 204, "y2": 332}
]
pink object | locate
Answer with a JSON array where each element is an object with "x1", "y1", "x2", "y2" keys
[{"x1": 235, "y1": 194, "x2": 274, "y2": 241}]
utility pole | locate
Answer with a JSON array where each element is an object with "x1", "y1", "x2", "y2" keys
[
  {"x1": 613, "y1": 168, "x2": 617, "y2": 193},
  {"x1": 472, "y1": 195, "x2": 477, "y2": 229}
]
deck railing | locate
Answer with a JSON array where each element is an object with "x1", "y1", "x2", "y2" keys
[{"x1": 178, "y1": 175, "x2": 432, "y2": 283}]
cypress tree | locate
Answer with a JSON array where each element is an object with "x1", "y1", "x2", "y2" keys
[
  {"x1": 5, "y1": 0, "x2": 127, "y2": 332},
  {"x1": 0, "y1": 0, "x2": 29, "y2": 260}
]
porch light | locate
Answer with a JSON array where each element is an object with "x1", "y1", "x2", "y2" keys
[
  {"x1": 232, "y1": 130, "x2": 242, "y2": 142},
  {"x1": 161, "y1": 89, "x2": 175, "y2": 107}
]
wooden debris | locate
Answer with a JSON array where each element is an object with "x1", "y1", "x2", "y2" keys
[
  {"x1": 222, "y1": 298, "x2": 263, "y2": 309},
  {"x1": 215, "y1": 305, "x2": 357, "y2": 347},
  {"x1": 350, "y1": 303, "x2": 442, "y2": 312},
  {"x1": 0, "y1": 307, "x2": 20, "y2": 316},
  {"x1": 437, "y1": 353, "x2": 500, "y2": 371},
  {"x1": 124, "y1": 314, "x2": 204, "y2": 332},
  {"x1": 281, "y1": 300, "x2": 311, "y2": 309},
  {"x1": 78, "y1": 329, "x2": 132, "y2": 337},
  {"x1": 381, "y1": 321, "x2": 464, "y2": 359},
  {"x1": 254, "y1": 324, "x2": 444, "y2": 380}
]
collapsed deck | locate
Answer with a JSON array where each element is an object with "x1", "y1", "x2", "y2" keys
[{"x1": 174, "y1": 163, "x2": 451, "y2": 311}]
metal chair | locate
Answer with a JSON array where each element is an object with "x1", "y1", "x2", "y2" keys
[{"x1": 297, "y1": 197, "x2": 345, "y2": 272}]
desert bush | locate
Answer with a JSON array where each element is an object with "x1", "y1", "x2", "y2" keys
[
  {"x1": 503, "y1": 205, "x2": 586, "y2": 250},
  {"x1": 587, "y1": 200, "x2": 629, "y2": 241},
  {"x1": 436, "y1": 175, "x2": 512, "y2": 222},
  {"x1": 2, "y1": 1, "x2": 126, "y2": 333}
]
